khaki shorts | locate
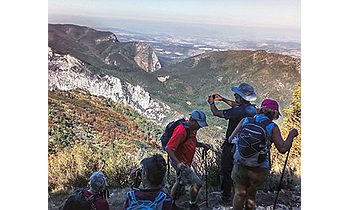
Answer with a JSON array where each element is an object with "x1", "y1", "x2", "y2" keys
[
  {"x1": 171, "y1": 161, "x2": 203, "y2": 186},
  {"x1": 231, "y1": 163, "x2": 269, "y2": 191}
]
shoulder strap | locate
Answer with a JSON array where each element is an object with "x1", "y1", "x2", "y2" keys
[
  {"x1": 127, "y1": 191, "x2": 137, "y2": 204},
  {"x1": 178, "y1": 122, "x2": 194, "y2": 146},
  {"x1": 247, "y1": 117, "x2": 255, "y2": 123},
  {"x1": 260, "y1": 118, "x2": 273, "y2": 128},
  {"x1": 72, "y1": 188, "x2": 85, "y2": 195},
  {"x1": 153, "y1": 191, "x2": 167, "y2": 204}
]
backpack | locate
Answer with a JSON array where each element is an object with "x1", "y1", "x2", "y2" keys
[
  {"x1": 160, "y1": 118, "x2": 193, "y2": 150},
  {"x1": 235, "y1": 117, "x2": 273, "y2": 167},
  {"x1": 126, "y1": 190, "x2": 167, "y2": 210},
  {"x1": 63, "y1": 188, "x2": 102, "y2": 210}
]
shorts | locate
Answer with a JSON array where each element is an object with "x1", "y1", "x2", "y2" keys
[
  {"x1": 231, "y1": 163, "x2": 269, "y2": 191},
  {"x1": 170, "y1": 160, "x2": 203, "y2": 186}
]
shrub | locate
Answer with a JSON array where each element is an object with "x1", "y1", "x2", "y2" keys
[
  {"x1": 270, "y1": 81, "x2": 301, "y2": 187},
  {"x1": 48, "y1": 142, "x2": 101, "y2": 192},
  {"x1": 101, "y1": 147, "x2": 140, "y2": 188}
]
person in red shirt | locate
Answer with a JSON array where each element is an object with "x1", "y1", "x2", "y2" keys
[{"x1": 165, "y1": 110, "x2": 211, "y2": 210}]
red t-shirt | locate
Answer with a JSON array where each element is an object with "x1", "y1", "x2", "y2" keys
[
  {"x1": 83, "y1": 190, "x2": 110, "y2": 210},
  {"x1": 166, "y1": 122, "x2": 197, "y2": 166}
]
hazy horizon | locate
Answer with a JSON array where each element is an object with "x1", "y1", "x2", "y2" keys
[
  {"x1": 48, "y1": 14, "x2": 301, "y2": 42},
  {"x1": 48, "y1": 0, "x2": 300, "y2": 28},
  {"x1": 49, "y1": 0, "x2": 300, "y2": 42}
]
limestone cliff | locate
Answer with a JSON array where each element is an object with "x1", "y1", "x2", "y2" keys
[
  {"x1": 48, "y1": 24, "x2": 161, "y2": 73},
  {"x1": 134, "y1": 42, "x2": 161, "y2": 72},
  {"x1": 48, "y1": 47, "x2": 177, "y2": 124}
]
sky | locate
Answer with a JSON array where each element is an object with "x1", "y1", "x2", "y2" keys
[{"x1": 48, "y1": 0, "x2": 301, "y2": 29}]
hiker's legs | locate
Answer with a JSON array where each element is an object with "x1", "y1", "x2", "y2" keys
[
  {"x1": 220, "y1": 142, "x2": 234, "y2": 201},
  {"x1": 190, "y1": 183, "x2": 202, "y2": 203},
  {"x1": 180, "y1": 166, "x2": 203, "y2": 204},
  {"x1": 232, "y1": 163, "x2": 250, "y2": 210},
  {"x1": 233, "y1": 183, "x2": 247, "y2": 210},
  {"x1": 244, "y1": 187, "x2": 257, "y2": 210},
  {"x1": 171, "y1": 180, "x2": 181, "y2": 199},
  {"x1": 244, "y1": 167, "x2": 269, "y2": 210}
]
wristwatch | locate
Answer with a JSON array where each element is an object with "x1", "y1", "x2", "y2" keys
[{"x1": 209, "y1": 101, "x2": 214, "y2": 105}]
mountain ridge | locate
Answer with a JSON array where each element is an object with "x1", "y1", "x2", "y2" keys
[
  {"x1": 48, "y1": 47, "x2": 181, "y2": 124},
  {"x1": 48, "y1": 24, "x2": 300, "y2": 126},
  {"x1": 48, "y1": 23, "x2": 161, "y2": 73},
  {"x1": 153, "y1": 49, "x2": 300, "y2": 125}
]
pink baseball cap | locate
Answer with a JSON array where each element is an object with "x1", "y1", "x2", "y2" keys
[{"x1": 261, "y1": 99, "x2": 281, "y2": 115}]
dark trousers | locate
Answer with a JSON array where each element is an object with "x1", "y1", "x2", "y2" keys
[{"x1": 220, "y1": 142, "x2": 235, "y2": 201}]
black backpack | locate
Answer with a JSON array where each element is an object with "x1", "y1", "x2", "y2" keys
[
  {"x1": 63, "y1": 188, "x2": 102, "y2": 210},
  {"x1": 235, "y1": 117, "x2": 273, "y2": 167},
  {"x1": 160, "y1": 118, "x2": 193, "y2": 150}
]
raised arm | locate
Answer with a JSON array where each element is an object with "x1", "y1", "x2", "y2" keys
[
  {"x1": 271, "y1": 125, "x2": 299, "y2": 154},
  {"x1": 208, "y1": 95, "x2": 225, "y2": 118},
  {"x1": 212, "y1": 94, "x2": 239, "y2": 107}
]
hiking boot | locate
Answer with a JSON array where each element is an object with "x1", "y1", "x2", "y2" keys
[{"x1": 189, "y1": 202, "x2": 200, "y2": 210}]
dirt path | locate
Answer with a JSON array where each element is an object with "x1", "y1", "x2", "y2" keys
[{"x1": 49, "y1": 185, "x2": 300, "y2": 210}]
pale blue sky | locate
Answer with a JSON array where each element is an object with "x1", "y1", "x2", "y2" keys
[{"x1": 48, "y1": 0, "x2": 300, "y2": 29}]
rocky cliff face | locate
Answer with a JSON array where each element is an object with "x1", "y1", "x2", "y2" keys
[
  {"x1": 134, "y1": 42, "x2": 161, "y2": 72},
  {"x1": 48, "y1": 47, "x2": 176, "y2": 124},
  {"x1": 48, "y1": 24, "x2": 161, "y2": 73}
]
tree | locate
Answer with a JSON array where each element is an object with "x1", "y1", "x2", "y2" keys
[{"x1": 270, "y1": 81, "x2": 301, "y2": 178}]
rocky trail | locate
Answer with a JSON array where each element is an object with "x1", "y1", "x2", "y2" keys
[{"x1": 48, "y1": 185, "x2": 300, "y2": 210}]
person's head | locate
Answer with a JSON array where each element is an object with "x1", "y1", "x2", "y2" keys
[
  {"x1": 256, "y1": 99, "x2": 281, "y2": 120},
  {"x1": 231, "y1": 83, "x2": 257, "y2": 105},
  {"x1": 89, "y1": 171, "x2": 107, "y2": 193},
  {"x1": 140, "y1": 154, "x2": 167, "y2": 188},
  {"x1": 188, "y1": 110, "x2": 208, "y2": 131}
]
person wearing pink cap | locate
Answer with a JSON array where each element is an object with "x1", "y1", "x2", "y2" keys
[{"x1": 227, "y1": 99, "x2": 298, "y2": 210}]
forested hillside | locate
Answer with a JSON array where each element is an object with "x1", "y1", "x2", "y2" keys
[
  {"x1": 153, "y1": 50, "x2": 300, "y2": 126},
  {"x1": 48, "y1": 88, "x2": 165, "y2": 191}
]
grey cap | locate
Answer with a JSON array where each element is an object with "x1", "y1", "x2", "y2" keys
[
  {"x1": 89, "y1": 171, "x2": 106, "y2": 193},
  {"x1": 190, "y1": 110, "x2": 208, "y2": 127},
  {"x1": 231, "y1": 83, "x2": 257, "y2": 101}
]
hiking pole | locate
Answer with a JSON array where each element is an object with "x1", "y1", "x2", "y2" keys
[
  {"x1": 202, "y1": 148, "x2": 208, "y2": 208},
  {"x1": 273, "y1": 149, "x2": 291, "y2": 210},
  {"x1": 167, "y1": 154, "x2": 170, "y2": 177}
]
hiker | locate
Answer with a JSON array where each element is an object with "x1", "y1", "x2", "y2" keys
[
  {"x1": 63, "y1": 171, "x2": 110, "y2": 210},
  {"x1": 207, "y1": 83, "x2": 257, "y2": 205},
  {"x1": 123, "y1": 154, "x2": 173, "y2": 210},
  {"x1": 228, "y1": 99, "x2": 298, "y2": 210},
  {"x1": 165, "y1": 110, "x2": 211, "y2": 210}
]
